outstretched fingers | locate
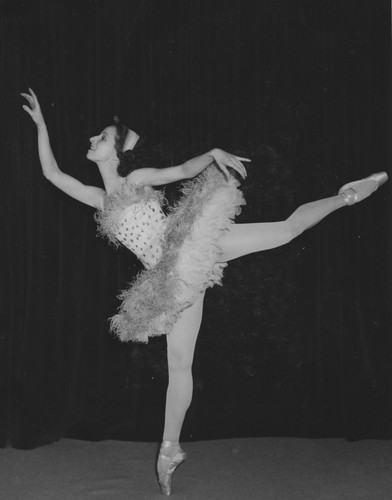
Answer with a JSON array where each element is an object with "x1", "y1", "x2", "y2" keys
[
  {"x1": 21, "y1": 89, "x2": 38, "y2": 109},
  {"x1": 229, "y1": 155, "x2": 250, "y2": 179},
  {"x1": 21, "y1": 88, "x2": 45, "y2": 125},
  {"x1": 215, "y1": 160, "x2": 230, "y2": 179},
  {"x1": 28, "y1": 87, "x2": 38, "y2": 99},
  {"x1": 21, "y1": 99, "x2": 34, "y2": 117},
  {"x1": 21, "y1": 105, "x2": 33, "y2": 117}
]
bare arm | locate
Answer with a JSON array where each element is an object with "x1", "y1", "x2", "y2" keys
[
  {"x1": 21, "y1": 89, "x2": 105, "y2": 209},
  {"x1": 128, "y1": 148, "x2": 250, "y2": 187}
]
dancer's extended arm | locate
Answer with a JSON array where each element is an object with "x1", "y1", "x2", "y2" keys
[
  {"x1": 128, "y1": 148, "x2": 250, "y2": 186},
  {"x1": 21, "y1": 89, "x2": 104, "y2": 208}
]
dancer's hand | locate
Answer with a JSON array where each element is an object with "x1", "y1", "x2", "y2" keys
[
  {"x1": 210, "y1": 148, "x2": 250, "y2": 180},
  {"x1": 21, "y1": 88, "x2": 45, "y2": 127}
]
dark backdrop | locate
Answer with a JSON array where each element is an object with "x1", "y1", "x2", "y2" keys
[{"x1": 1, "y1": 0, "x2": 391, "y2": 449}]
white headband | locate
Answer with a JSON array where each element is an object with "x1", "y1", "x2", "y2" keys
[{"x1": 123, "y1": 129, "x2": 140, "y2": 151}]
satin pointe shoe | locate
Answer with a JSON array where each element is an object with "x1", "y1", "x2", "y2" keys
[
  {"x1": 338, "y1": 172, "x2": 388, "y2": 205},
  {"x1": 157, "y1": 440, "x2": 187, "y2": 496}
]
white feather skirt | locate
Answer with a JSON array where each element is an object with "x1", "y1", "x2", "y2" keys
[{"x1": 95, "y1": 166, "x2": 245, "y2": 343}]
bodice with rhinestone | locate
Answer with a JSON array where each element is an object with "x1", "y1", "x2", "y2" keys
[
  {"x1": 113, "y1": 199, "x2": 166, "y2": 269},
  {"x1": 95, "y1": 183, "x2": 167, "y2": 270}
]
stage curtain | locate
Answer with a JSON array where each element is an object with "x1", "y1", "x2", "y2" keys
[{"x1": 1, "y1": 0, "x2": 390, "y2": 449}]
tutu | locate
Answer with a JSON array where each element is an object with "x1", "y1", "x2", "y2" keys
[{"x1": 95, "y1": 165, "x2": 245, "y2": 343}]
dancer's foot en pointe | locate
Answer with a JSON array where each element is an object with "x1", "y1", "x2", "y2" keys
[
  {"x1": 157, "y1": 440, "x2": 187, "y2": 496},
  {"x1": 339, "y1": 172, "x2": 388, "y2": 205}
]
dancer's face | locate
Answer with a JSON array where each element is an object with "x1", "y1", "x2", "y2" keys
[{"x1": 87, "y1": 126, "x2": 117, "y2": 162}]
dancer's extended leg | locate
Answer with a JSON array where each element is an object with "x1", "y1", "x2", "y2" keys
[
  {"x1": 219, "y1": 195, "x2": 346, "y2": 261},
  {"x1": 219, "y1": 171, "x2": 388, "y2": 261}
]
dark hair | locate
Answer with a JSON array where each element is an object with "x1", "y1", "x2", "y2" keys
[{"x1": 113, "y1": 116, "x2": 147, "y2": 177}]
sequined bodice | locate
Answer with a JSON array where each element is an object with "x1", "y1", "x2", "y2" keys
[
  {"x1": 114, "y1": 200, "x2": 166, "y2": 269},
  {"x1": 95, "y1": 183, "x2": 167, "y2": 270}
]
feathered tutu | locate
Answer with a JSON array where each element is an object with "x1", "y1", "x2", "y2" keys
[{"x1": 95, "y1": 165, "x2": 245, "y2": 343}]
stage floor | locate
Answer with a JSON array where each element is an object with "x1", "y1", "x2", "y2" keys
[{"x1": 1, "y1": 437, "x2": 391, "y2": 499}]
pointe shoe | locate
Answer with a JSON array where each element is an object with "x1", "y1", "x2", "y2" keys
[
  {"x1": 157, "y1": 440, "x2": 187, "y2": 496},
  {"x1": 338, "y1": 172, "x2": 388, "y2": 205}
]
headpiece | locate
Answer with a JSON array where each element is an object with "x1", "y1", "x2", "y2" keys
[
  {"x1": 113, "y1": 115, "x2": 140, "y2": 152},
  {"x1": 123, "y1": 129, "x2": 140, "y2": 151}
]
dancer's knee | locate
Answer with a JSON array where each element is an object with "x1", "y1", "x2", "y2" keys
[
  {"x1": 260, "y1": 220, "x2": 295, "y2": 247},
  {"x1": 167, "y1": 349, "x2": 193, "y2": 373},
  {"x1": 285, "y1": 214, "x2": 305, "y2": 239},
  {"x1": 271, "y1": 221, "x2": 295, "y2": 245}
]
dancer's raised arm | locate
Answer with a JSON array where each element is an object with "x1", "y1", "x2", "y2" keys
[
  {"x1": 128, "y1": 148, "x2": 250, "y2": 187},
  {"x1": 21, "y1": 88, "x2": 104, "y2": 208}
]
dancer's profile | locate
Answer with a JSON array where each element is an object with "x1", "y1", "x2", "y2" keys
[{"x1": 22, "y1": 88, "x2": 387, "y2": 496}]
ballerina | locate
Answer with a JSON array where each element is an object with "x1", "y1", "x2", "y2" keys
[{"x1": 22, "y1": 88, "x2": 387, "y2": 495}]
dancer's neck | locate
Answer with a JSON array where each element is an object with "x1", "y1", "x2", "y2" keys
[{"x1": 96, "y1": 159, "x2": 125, "y2": 195}]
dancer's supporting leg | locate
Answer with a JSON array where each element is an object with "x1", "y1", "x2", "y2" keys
[
  {"x1": 219, "y1": 194, "x2": 346, "y2": 261},
  {"x1": 163, "y1": 293, "x2": 205, "y2": 441},
  {"x1": 157, "y1": 293, "x2": 205, "y2": 495}
]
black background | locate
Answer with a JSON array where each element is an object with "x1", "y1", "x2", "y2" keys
[{"x1": 1, "y1": 0, "x2": 391, "y2": 449}]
